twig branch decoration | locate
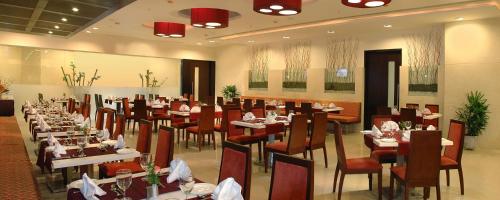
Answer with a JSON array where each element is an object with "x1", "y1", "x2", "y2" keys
[
  {"x1": 60, "y1": 62, "x2": 101, "y2": 87},
  {"x1": 283, "y1": 41, "x2": 311, "y2": 88},
  {"x1": 325, "y1": 38, "x2": 359, "y2": 91},
  {"x1": 139, "y1": 69, "x2": 167, "y2": 88},
  {"x1": 248, "y1": 45, "x2": 269, "y2": 88}
]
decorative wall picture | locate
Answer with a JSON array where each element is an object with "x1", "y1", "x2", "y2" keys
[
  {"x1": 248, "y1": 46, "x2": 269, "y2": 89},
  {"x1": 325, "y1": 38, "x2": 359, "y2": 91},
  {"x1": 282, "y1": 41, "x2": 311, "y2": 89},
  {"x1": 406, "y1": 27, "x2": 443, "y2": 92}
]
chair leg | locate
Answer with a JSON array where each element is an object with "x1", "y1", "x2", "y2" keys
[
  {"x1": 404, "y1": 185, "x2": 410, "y2": 200},
  {"x1": 377, "y1": 171, "x2": 382, "y2": 200},
  {"x1": 127, "y1": 119, "x2": 130, "y2": 130},
  {"x1": 458, "y1": 166, "x2": 465, "y2": 195},
  {"x1": 333, "y1": 162, "x2": 340, "y2": 192},
  {"x1": 309, "y1": 149, "x2": 314, "y2": 161},
  {"x1": 264, "y1": 150, "x2": 269, "y2": 173},
  {"x1": 389, "y1": 173, "x2": 394, "y2": 200},
  {"x1": 446, "y1": 169, "x2": 450, "y2": 186},
  {"x1": 424, "y1": 187, "x2": 430, "y2": 199},
  {"x1": 176, "y1": 129, "x2": 180, "y2": 144},
  {"x1": 436, "y1": 182, "x2": 441, "y2": 200},
  {"x1": 303, "y1": 151, "x2": 307, "y2": 159},
  {"x1": 212, "y1": 133, "x2": 216, "y2": 150},
  {"x1": 322, "y1": 146, "x2": 328, "y2": 168},
  {"x1": 368, "y1": 173, "x2": 373, "y2": 191},
  {"x1": 132, "y1": 120, "x2": 136, "y2": 134},
  {"x1": 258, "y1": 142, "x2": 262, "y2": 161},
  {"x1": 198, "y1": 133, "x2": 202, "y2": 151},
  {"x1": 338, "y1": 172, "x2": 345, "y2": 200}
]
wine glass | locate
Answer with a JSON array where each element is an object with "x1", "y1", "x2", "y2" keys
[
  {"x1": 76, "y1": 137, "x2": 87, "y2": 157},
  {"x1": 66, "y1": 126, "x2": 74, "y2": 145},
  {"x1": 140, "y1": 153, "x2": 151, "y2": 171},
  {"x1": 415, "y1": 124, "x2": 423, "y2": 131},
  {"x1": 116, "y1": 169, "x2": 133, "y2": 200},
  {"x1": 95, "y1": 130, "x2": 104, "y2": 148},
  {"x1": 179, "y1": 177, "x2": 195, "y2": 199},
  {"x1": 405, "y1": 121, "x2": 412, "y2": 131}
]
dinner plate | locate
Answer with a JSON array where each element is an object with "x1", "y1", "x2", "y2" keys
[
  {"x1": 380, "y1": 138, "x2": 396, "y2": 143},
  {"x1": 102, "y1": 140, "x2": 117, "y2": 146},
  {"x1": 360, "y1": 130, "x2": 373, "y2": 134},
  {"x1": 191, "y1": 183, "x2": 216, "y2": 196},
  {"x1": 116, "y1": 148, "x2": 134, "y2": 154}
]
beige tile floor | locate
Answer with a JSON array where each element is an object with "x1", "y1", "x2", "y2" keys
[{"x1": 15, "y1": 114, "x2": 500, "y2": 200}]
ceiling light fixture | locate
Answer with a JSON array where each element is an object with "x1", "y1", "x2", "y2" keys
[
  {"x1": 154, "y1": 22, "x2": 186, "y2": 38},
  {"x1": 61, "y1": 17, "x2": 67, "y2": 22},
  {"x1": 191, "y1": 8, "x2": 229, "y2": 29},
  {"x1": 254, "y1": 0, "x2": 301, "y2": 16},
  {"x1": 92, "y1": 27, "x2": 99, "y2": 30},
  {"x1": 86, "y1": 30, "x2": 91, "y2": 33},
  {"x1": 282, "y1": 36, "x2": 290, "y2": 39},
  {"x1": 248, "y1": 40, "x2": 255, "y2": 43},
  {"x1": 456, "y1": 17, "x2": 464, "y2": 21},
  {"x1": 384, "y1": 24, "x2": 392, "y2": 28},
  {"x1": 54, "y1": 25, "x2": 60, "y2": 29},
  {"x1": 48, "y1": 31, "x2": 53, "y2": 34},
  {"x1": 72, "y1": 7, "x2": 79, "y2": 12},
  {"x1": 209, "y1": 40, "x2": 215, "y2": 43},
  {"x1": 342, "y1": 0, "x2": 391, "y2": 8}
]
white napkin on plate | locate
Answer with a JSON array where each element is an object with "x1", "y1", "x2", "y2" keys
[
  {"x1": 212, "y1": 177, "x2": 244, "y2": 200},
  {"x1": 74, "y1": 114, "x2": 84, "y2": 124},
  {"x1": 287, "y1": 113, "x2": 295, "y2": 121},
  {"x1": 381, "y1": 121, "x2": 400, "y2": 132},
  {"x1": 371, "y1": 125, "x2": 383, "y2": 137},
  {"x1": 52, "y1": 141, "x2": 67, "y2": 158},
  {"x1": 269, "y1": 100, "x2": 277, "y2": 106},
  {"x1": 102, "y1": 129, "x2": 110, "y2": 141},
  {"x1": 313, "y1": 102, "x2": 323, "y2": 109},
  {"x1": 154, "y1": 99, "x2": 161, "y2": 104},
  {"x1": 190, "y1": 106, "x2": 201, "y2": 113},
  {"x1": 47, "y1": 132, "x2": 57, "y2": 146},
  {"x1": 114, "y1": 134, "x2": 125, "y2": 149},
  {"x1": 215, "y1": 105, "x2": 222, "y2": 112},
  {"x1": 243, "y1": 112, "x2": 255, "y2": 121},
  {"x1": 427, "y1": 125, "x2": 436, "y2": 131},
  {"x1": 391, "y1": 108, "x2": 400, "y2": 115},
  {"x1": 167, "y1": 159, "x2": 192, "y2": 183},
  {"x1": 179, "y1": 104, "x2": 190, "y2": 112},
  {"x1": 80, "y1": 173, "x2": 106, "y2": 200},
  {"x1": 416, "y1": 110, "x2": 422, "y2": 117},
  {"x1": 422, "y1": 108, "x2": 432, "y2": 115},
  {"x1": 328, "y1": 103, "x2": 336, "y2": 108},
  {"x1": 41, "y1": 121, "x2": 51, "y2": 132}
]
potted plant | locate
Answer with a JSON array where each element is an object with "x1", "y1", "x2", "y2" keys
[
  {"x1": 221, "y1": 85, "x2": 240, "y2": 100},
  {"x1": 456, "y1": 91, "x2": 490, "y2": 150}
]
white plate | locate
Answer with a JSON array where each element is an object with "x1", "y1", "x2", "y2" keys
[
  {"x1": 380, "y1": 138, "x2": 396, "y2": 143},
  {"x1": 116, "y1": 148, "x2": 134, "y2": 154},
  {"x1": 102, "y1": 140, "x2": 117, "y2": 146},
  {"x1": 191, "y1": 183, "x2": 216, "y2": 196},
  {"x1": 360, "y1": 130, "x2": 373, "y2": 134}
]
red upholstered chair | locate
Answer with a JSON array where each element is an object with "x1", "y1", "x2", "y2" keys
[
  {"x1": 304, "y1": 112, "x2": 328, "y2": 168},
  {"x1": 122, "y1": 98, "x2": 134, "y2": 130},
  {"x1": 252, "y1": 106, "x2": 284, "y2": 142},
  {"x1": 219, "y1": 142, "x2": 252, "y2": 200},
  {"x1": 269, "y1": 153, "x2": 314, "y2": 200},
  {"x1": 156, "y1": 104, "x2": 171, "y2": 126},
  {"x1": 365, "y1": 115, "x2": 397, "y2": 166},
  {"x1": 95, "y1": 108, "x2": 105, "y2": 130},
  {"x1": 170, "y1": 101, "x2": 193, "y2": 144},
  {"x1": 189, "y1": 101, "x2": 199, "y2": 108},
  {"x1": 406, "y1": 103, "x2": 419, "y2": 109},
  {"x1": 99, "y1": 120, "x2": 153, "y2": 178},
  {"x1": 400, "y1": 108, "x2": 417, "y2": 128},
  {"x1": 300, "y1": 102, "x2": 313, "y2": 120},
  {"x1": 215, "y1": 105, "x2": 238, "y2": 143},
  {"x1": 232, "y1": 98, "x2": 241, "y2": 106},
  {"x1": 185, "y1": 106, "x2": 215, "y2": 151},
  {"x1": 255, "y1": 99, "x2": 265, "y2": 107},
  {"x1": 113, "y1": 114, "x2": 125, "y2": 140},
  {"x1": 131, "y1": 100, "x2": 154, "y2": 134},
  {"x1": 67, "y1": 98, "x2": 75, "y2": 113},
  {"x1": 154, "y1": 126, "x2": 175, "y2": 168},
  {"x1": 264, "y1": 114, "x2": 308, "y2": 173},
  {"x1": 332, "y1": 120, "x2": 382, "y2": 200},
  {"x1": 285, "y1": 101, "x2": 296, "y2": 115},
  {"x1": 424, "y1": 104, "x2": 439, "y2": 128},
  {"x1": 243, "y1": 99, "x2": 253, "y2": 113},
  {"x1": 441, "y1": 120, "x2": 465, "y2": 195},
  {"x1": 217, "y1": 96, "x2": 224, "y2": 106},
  {"x1": 389, "y1": 131, "x2": 442, "y2": 200}
]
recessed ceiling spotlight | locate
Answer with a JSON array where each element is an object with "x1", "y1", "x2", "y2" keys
[
  {"x1": 279, "y1": 10, "x2": 298, "y2": 15},
  {"x1": 384, "y1": 24, "x2": 392, "y2": 28},
  {"x1": 365, "y1": 1, "x2": 385, "y2": 7},
  {"x1": 54, "y1": 25, "x2": 60, "y2": 29},
  {"x1": 248, "y1": 40, "x2": 255, "y2": 43},
  {"x1": 270, "y1": 5, "x2": 284, "y2": 10},
  {"x1": 282, "y1": 36, "x2": 290, "y2": 39},
  {"x1": 72, "y1": 7, "x2": 79, "y2": 12},
  {"x1": 92, "y1": 27, "x2": 99, "y2": 30},
  {"x1": 206, "y1": 22, "x2": 221, "y2": 27},
  {"x1": 259, "y1": 8, "x2": 272, "y2": 13},
  {"x1": 48, "y1": 31, "x2": 53, "y2": 34},
  {"x1": 456, "y1": 17, "x2": 464, "y2": 21},
  {"x1": 61, "y1": 17, "x2": 67, "y2": 22},
  {"x1": 196, "y1": 42, "x2": 203, "y2": 45},
  {"x1": 327, "y1": 30, "x2": 335, "y2": 34},
  {"x1": 86, "y1": 30, "x2": 91, "y2": 33},
  {"x1": 208, "y1": 40, "x2": 215, "y2": 43},
  {"x1": 348, "y1": 0, "x2": 361, "y2": 3}
]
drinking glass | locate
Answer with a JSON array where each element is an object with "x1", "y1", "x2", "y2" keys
[
  {"x1": 96, "y1": 130, "x2": 104, "y2": 147},
  {"x1": 405, "y1": 121, "x2": 412, "y2": 131},
  {"x1": 179, "y1": 177, "x2": 195, "y2": 199},
  {"x1": 66, "y1": 127, "x2": 74, "y2": 145},
  {"x1": 415, "y1": 124, "x2": 423, "y2": 130},
  {"x1": 76, "y1": 137, "x2": 87, "y2": 157},
  {"x1": 140, "y1": 153, "x2": 151, "y2": 171},
  {"x1": 116, "y1": 169, "x2": 133, "y2": 200}
]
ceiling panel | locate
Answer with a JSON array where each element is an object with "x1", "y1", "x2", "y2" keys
[
  {"x1": 0, "y1": 0, "x2": 38, "y2": 8},
  {"x1": 31, "y1": 27, "x2": 69, "y2": 36},
  {"x1": 39, "y1": 11, "x2": 91, "y2": 26},
  {"x1": 35, "y1": 20, "x2": 79, "y2": 32},
  {"x1": 0, "y1": 4, "x2": 34, "y2": 18},
  {"x1": 44, "y1": 0, "x2": 109, "y2": 18},
  {"x1": 0, "y1": 15, "x2": 30, "y2": 26},
  {"x1": 0, "y1": 22, "x2": 25, "y2": 31}
]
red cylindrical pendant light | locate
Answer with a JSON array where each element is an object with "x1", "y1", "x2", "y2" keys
[
  {"x1": 154, "y1": 22, "x2": 185, "y2": 38},
  {"x1": 341, "y1": 0, "x2": 391, "y2": 8},
  {"x1": 191, "y1": 8, "x2": 229, "y2": 29},
  {"x1": 254, "y1": 0, "x2": 301, "y2": 16}
]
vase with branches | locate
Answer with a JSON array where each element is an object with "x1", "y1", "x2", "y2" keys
[
  {"x1": 60, "y1": 62, "x2": 101, "y2": 87},
  {"x1": 456, "y1": 91, "x2": 490, "y2": 150}
]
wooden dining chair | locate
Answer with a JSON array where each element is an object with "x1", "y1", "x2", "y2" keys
[
  {"x1": 269, "y1": 153, "x2": 314, "y2": 200},
  {"x1": 424, "y1": 104, "x2": 440, "y2": 128},
  {"x1": 365, "y1": 115, "x2": 398, "y2": 166},
  {"x1": 185, "y1": 106, "x2": 215, "y2": 151},
  {"x1": 104, "y1": 108, "x2": 115, "y2": 134},
  {"x1": 215, "y1": 104, "x2": 236, "y2": 143},
  {"x1": 304, "y1": 112, "x2": 328, "y2": 168},
  {"x1": 332, "y1": 120, "x2": 382, "y2": 200},
  {"x1": 255, "y1": 99, "x2": 265, "y2": 107},
  {"x1": 232, "y1": 97, "x2": 241, "y2": 106},
  {"x1": 389, "y1": 131, "x2": 442, "y2": 200},
  {"x1": 170, "y1": 101, "x2": 190, "y2": 144},
  {"x1": 376, "y1": 106, "x2": 392, "y2": 115},
  {"x1": 406, "y1": 103, "x2": 419, "y2": 109},
  {"x1": 95, "y1": 108, "x2": 105, "y2": 130},
  {"x1": 99, "y1": 120, "x2": 153, "y2": 178},
  {"x1": 134, "y1": 94, "x2": 140, "y2": 100},
  {"x1": 154, "y1": 126, "x2": 175, "y2": 168},
  {"x1": 155, "y1": 104, "x2": 171, "y2": 125},
  {"x1": 243, "y1": 99, "x2": 253, "y2": 113},
  {"x1": 122, "y1": 98, "x2": 134, "y2": 130},
  {"x1": 264, "y1": 114, "x2": 308, "y2": 173},
  {"x1": 285, "y1": 101, "x2": 296, "y2": 115},
  {"x1": 400, "y1": 108, "x2": 417, "y2": 128},
  {"x1": 219, "y1": 142, "x2": 252, "y2": 200},
  {"x1": 441, "y1": 120, "x2": 465, "y2": 195},
  {"x1": 131, "y1": 100, "x2": 152, "y2": 134},
  {"x1": 67, "y1": 98, "x2": 75, "y2": 113},
  {"x1": 113, "y1": 114, "x2": 125, "y2": 140},
  {"x1": 217, "y1": 96, "x2": 224, "y2": 106}
]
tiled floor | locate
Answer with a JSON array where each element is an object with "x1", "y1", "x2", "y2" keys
[{"x1": 16, "y1": 113, "x2": 500, "y2": 199}]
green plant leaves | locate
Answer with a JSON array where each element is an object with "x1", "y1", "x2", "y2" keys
[{"x1": 456, "y1": 91, "x2": 489, "y2": 136}]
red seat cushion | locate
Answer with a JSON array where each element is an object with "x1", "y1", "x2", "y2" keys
[
  {"x1": 371, "y1": 149, "x2": 397, "y2": 160},
  {"x1": 214, "y1": 124, "x2": 222, "y2": 132},
  {"x1": 172, "y1": 121, "x2": 196, "y2": 129},
  {"x1": 391, "y1": 166, "x2": 406, "y2": 180},
  {"x1": 186, "y1": 126, "x2": 199, "y2": 133},
  {"x1": 345, "y1": 158, "x2": 382, "y2": 173},
  {"x1": 100, "y1": 161, "x2": 144, "y2": 177},
  {"x1": 228, "y1": 135, "x2": 261, "y2": 144},
  {"x1": 266, "y1": 142, "x2": 288, "y2": 153},
  {"x1": 440, "y1": 156, "x2": 458, "y2": 167}
]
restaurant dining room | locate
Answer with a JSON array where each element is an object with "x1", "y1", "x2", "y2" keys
[{"x1": 0, "y1": 0, "x2": 499, "y2": 199}]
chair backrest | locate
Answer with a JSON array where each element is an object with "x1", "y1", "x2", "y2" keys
[
  {"x1": 406, "y1": 131, "x2": 442, "y2": 186},
  {"x1": 133, "y1": 100, "x2": 148, "y2": 120},
  {"x1": 285, "y1": 101, "x2": 296, "y2": 115},
  {"x1": 225, "y1": 107, "x2": 244, "y2": 137},
  {"x1": 82, "y1": 102, "x2": 91, "y2": 119},
  {"x1": 95, "y1": 108, "x2": 105, "y2": 130},
  {"x1": 406, "y1": 103, "x2": 419, "y2": 109},
  {"x1": 98, "y1": 95, "x2": 103, "y2": 108},
  {"x1": 170, "y1": 101, "x2": 182, "y2": 111},
  {"x1": 199, "y1": 106, "x2": 215, "y2": 132},
  {"x1": 140, "y1": 94, "x2": 145, "y2": 100},
  {"x1": 219, "y1": 142, "x2": 252, "y2": 200},
  {"x1": 376, "y1": 106, "x2": 392, "y2": 115},
  {"x1": 113, "y1": 114, "x2": 125, "y2": 140},
  {"x1": 444, "y1": 120, "x2": 465, "y2": 163},
  {"x1": 425, "y1": 104, "x2": 439, "y2": 113},
  {"x1": 332, "y1": 120, "x2": 347, "y2": 168},
  {"x1": 255, "y1": 99, "x2": 265, "y2": 107},
  {"x1": 424, "y1": 104, "x2": 440, "y2": 128},
  {"x1": 300, "y1": 103, "x2": 313, "y2": 119},
  {"x1": 189, "y1": 101, "x2": 199, "y2": 108},
  {"x1": 232, "y1": 98, "x2": 241, "y2": 105},
  {"x1": 84, "y1": 94, "x2": 91, "y2": 104},
  {"x1": 371, "y1": 115, "x2": 393, "y2": 129},
  {"x1": 189, "y1": 94, "x2": 194, "y2": 102},
  {"x1": 122, "y1": 98, "x2": 132, "y2": 117},
  {"x1": 183, "y1": 93, "x2": 189, "y2": 99},
  {"x1": 269, "y1": 153, "x2": 314, "y2": 200},
  {"x1": 104, "y1": 108, "x2": 115, "y2": 134},
  {"x1": 217, "y1": 96, "x2": 224, "y2": 106},
  {"x1": 251, "y1": 106, "x2": 265, "y2": 118},
  {"x1": 94, "y1": 94, "x2": 101, "y2": 109},
  {"x1": 134, "y1": 94, "x2": 140, "y2": 100},
  {"x1": 149, "y1": 94, "x2": 154, "y2": 100},
  {"x1": 286, "y1": 114, "x2": 308, "y2": 154},
  {"x1": 67, "y1": 98, "x2": 75, "y2": 113},
  {"x1": 243, "y1": 99, "x2": 253, "y2": 113},
  {"x1": 206, "y1": 96, "x2": 215, "y2": 106},
  {"x1": 137, "y1": 120, "x2": 153, "y2": 154},
  {"x1": 155, "y1": 126, "x2": 175, "y2": 168},
  {"x1": 154, "y1": 94, "x2": 160, "y2": 100},
  {"x1": 265, "y1": 123, "x2": 285, "y2": 137},
  {"x1": 309, "y1": 112, "x2": 327, "y2": 148},
  {"x1": 400, "y1": 108, "x2": 416, "y2": 127}
]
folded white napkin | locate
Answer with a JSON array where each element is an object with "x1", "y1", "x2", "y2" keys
[
  {"x1": 80, "y1": 173, "x2": 106, "y2": 200},
  {"x1": 243, "y1": 112, "x2": 256, "y2": 121},
  {"x1": 313, "y1": 102, "x2": 323, "y2": 109},
  {"x1": 269, "y1": 100, "x2": 277, "y2": 106},
  {"x1": 179, "y1": 104, "x2": 190, "y2": 112},
  {"x1": 403, "y1": 130, "x2": 411, "y2": 140},
  {"x1": 74, "y1": 114, "x2": 84, "y2": 124},
  {"x1": 114, "y1": 134, "x2": 125, "y2": 149},
  {"x1": 161, "y1": 100, "x2": 166, "y2": 105},
  {"x1": 215, "y1": 105, "x2": 222, "y2": 112},
  {"x1": 53, "y1": 141, "x2": 67, "y2": 158},
  {"x1": 41, "y1": 121, "x2": 51, "y2": 132},
  {"x1": 328, "y1": 103, "x2": 336, "y2": 108},
  {"x1": 31, "y1": 108, "x2": 37, "y2": 114},
  {"x1": 154, "y1": 99, "x2": 161, "y2": 104},
  {"x1": 167, "y1": 159, "x2": 192, "y2": 183},
  {"x1": 427, "y1": 125, "x2": 436, "y2": 131},
  {"x1": 190, "y1": 106, "x2": 201, "y2": 113},
  {"x1": 102, "y1": 129, "x2": 110, "y2": 141},
  {"x1": 391, "y1": 108, "x2": 400, "y2": 115},
  {"x1": 371, "y1": 125, "x2": 383, "y2": 137},
  {"x1": 36, "y1": 114, "x2": 43, "y2": 125},
  {"x1": 422, "y1": 108, "x2": 432, "y2": 115},
  {"x1": 47, "y1": 132, "x2": 57, "y2": 146},
  {"x1": 381, "y1": 121, "x2": 400, "y2": 132},
  {"x1": 287, "y1": 113, "x2": 295, "y2": 121},
  {"x1": 212, "y1": 177, "x2": 244, "y2": 200},
  {"x1": 416, "y1": 110, "x2": 423, "y2": 117}
]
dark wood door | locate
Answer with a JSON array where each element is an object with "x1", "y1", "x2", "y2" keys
[
  {"x1": 364, "y1": 49, "x2": 401, "y2": 129},
  {"x1": 181, "y1": 59, "x2": 215, "y2": 103}
]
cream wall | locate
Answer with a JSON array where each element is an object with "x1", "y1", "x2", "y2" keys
[{"x1": 444, "y1": 17, "x2": 500, "y2": 149}]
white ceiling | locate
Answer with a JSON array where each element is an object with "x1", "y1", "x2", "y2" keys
[{"x1": 77, "y1": 0, "x2": 500, "y2": 46}]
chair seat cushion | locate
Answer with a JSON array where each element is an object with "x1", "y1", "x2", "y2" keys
[
  {"x1": 391, "y1": 166, "x2": 406, "y2": 180},
  {"x1": 99, "y1": 161, "x2": 144, "y2": 177},
  {"x1": 265, "y1": 142, "x2": 288, "y2": 153},
  {"x1": 345, "y1": 158, "x2": 382, "y2": 173},
  {"x1": 214, "y1": 124, "x2": 222, "y2": 132},
  {"x1": 441, "y1": 156, "x2": 458, "y2": 167},
  {"x1": 172, "y1": 121, "x2": 196, "y2": 129},
  {"x1": 227, "y1": 135, "x2": 261, "y2": 144},
  {"x1": 186, "y1": 126, "x2": 199, "y2": 133}
]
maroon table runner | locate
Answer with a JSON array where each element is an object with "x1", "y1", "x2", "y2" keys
[
  {"x1": 36, "y1": 137, "x2": 99, "y2": 173},
  {"x1": 44, "y1": 145, "x2": 117, "y2": 172}
]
